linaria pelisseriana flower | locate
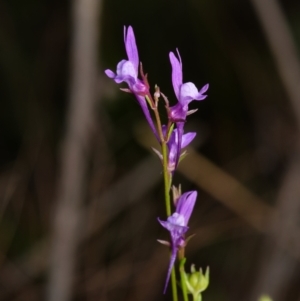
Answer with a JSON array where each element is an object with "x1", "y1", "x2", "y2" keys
[
  {"x1": 169, "y1": 49, "x2": 209, "y2": 123},
  {"x1": 167, "y1": 129, "x2": 196, "y2": 173},
  {"x1": 105, "y1": 26, "x2": 158, "y2": 139},
  {"x1": 158, "y1": 191, "x2": 197, "y2": 293},
  {"x1": 168, "y1": 50, "x2": 209, "y2": 167},
  {"x1": 152, "y1": 128, "x2": 196, "y2": 173}
]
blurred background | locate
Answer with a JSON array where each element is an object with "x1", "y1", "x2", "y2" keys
[{"x1": 1, "y1": 0, "x2": 300, "y2": 300}]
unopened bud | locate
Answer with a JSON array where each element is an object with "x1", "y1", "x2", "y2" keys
[
  {"x1": 154, "y1": 85, "x2": 160, "y2": 99},
  {"x1": 189, "y1": 272, "x2": 200, "y2": 287},
  {"x1": 184, "y1": 265, "x2": 209, "y2": 300}
]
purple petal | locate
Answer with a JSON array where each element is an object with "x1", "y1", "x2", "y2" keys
[
  {"x1": 199, "y1": 83, "x2": 209, "y2": 94},
  {"x1": 124, "y1": 26, "x2": 139, "y2": 73},
  {"x1": 167, "y1": 129, "x2": 196, "y2": 173},
  {"x1": 167, "y1": 129, "x2": 177, "y2": 170},
  {"x1": 176, "y1": 191, "x2": 197, "y2": 225},
  {"x1": 194, "y1": 93, "x2": 207, "y2": 101},
  {"x1": 105, "y1": 69, "x2": 116, "y2": 78},
  {"x1": 162, "y1": 125, "x2": 168, "y2": 137},
  {"x1": 163, "y1": 249, "x2": 177, "y2": 294},
  {"x1": 115, "y1": 60, "x2": 137, "y2": 83},
  {"x1": 179, "y1": 82, "x2": 200, "y2": 104},
  {"x1": 131, "y1": 80, "x2": 148, "y2": 94},
  {"x1": 157, "y1": 218, "x2": 171, "y2": 231},
  {"x1": 169, "y1": 102, "x2": 187, "y2": 122},
  {"x1": 179, "y1": 82, "x2": 209, "y2": 104},
  {"x1": 157, "y1": 217, "x2": 188, "y2": 234},
  {"x1": 181, "y1": 132, "x2": 196, "y2": 148},
  {"x1": 167, "y1": 212, "x2": 185, "y2": 227},
  {"x1": 174, "y1": 122, "x2": 184, "y2": 169},
  {"x1": 168, "y1": 128, "x2": 180, "y2": 147},
  {"x1": 169, "y1": 50, "x2": 183, "y2": 100},
  {"x1": 135, "y1": 95, "x2": 159, "y2": 141}
]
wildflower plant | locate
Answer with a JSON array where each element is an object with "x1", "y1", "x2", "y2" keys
[{"x1": 105, "y1": 25, "x2": 209, "y2": 301}]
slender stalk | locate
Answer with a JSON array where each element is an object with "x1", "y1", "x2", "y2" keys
[
  {"x1": 146, "y1": 94, "x2": 178, "y2": 301},
  {"x1": 161, "y1": 140, "x2": 178, "y2": 301},
  {"x1": 193, "y1": 295, "x2": 200, "y2": 301},
  {"x1": 179, "y1": 258, "x2": 189, "y2": 301},
  {"x1": 171, "y1": 269, "x2": 178, "y2": 301},
  {"x1": 161, "y1": 141, "x2": 171, "y2": 216},
  {"x1": 145, "y1": 95, "x2": 164, "y2": 142}
]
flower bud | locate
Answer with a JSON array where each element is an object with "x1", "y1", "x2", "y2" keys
[
  {"x1": 184, "y1": 265, "x2": 209, "y2": 300},
  {"x1": 154, "y1": 85, "x2": 160, "y2": 100}
]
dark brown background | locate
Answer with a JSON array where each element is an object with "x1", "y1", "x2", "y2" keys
[{"x1": 1, "y1": 0, "x2": 300, "y2": 300}]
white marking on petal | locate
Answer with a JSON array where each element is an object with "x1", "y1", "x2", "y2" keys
[
  {"x1": 180, "y1": 82, "x2": 198, "y2": 100},
  {"x1": 167, "y1": 212, "x2": 185, "y2": 227}
]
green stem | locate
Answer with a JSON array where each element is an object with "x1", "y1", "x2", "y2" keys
[
  {"x1": 146, "y1": 94, "x2": 178, "y2": 301},
  {"x1": 161, "y1": 140, "x2": 178, "y2": 301},
  {"x1": 193, "y1": 294, "x2": 201, "y2": 301},
  {"x1": 145, "y1": 94, "x2": 172, "y2": 215},
  {"x1": 171, "y1": 268, "x2": 178, "y2": 301},
  {"x1": 161, "y1": 141, "x2": 171, "y2": 216},
  {"x1": 179, "y1": 258, "x2": 189, "y2": 301}
]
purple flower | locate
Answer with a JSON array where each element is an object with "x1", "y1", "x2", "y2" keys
[
  {"x1": 168, "y1": 49, "x2": 208, "y2": 167},
  {"x1": 153, "y1": 128, "x2": 196, "y2": 173},
  {"x1": 169, "y1": 49, "x2": 209, "y2": 122},
  {"x1": 158, "y1": 191, "x2": 197, "y2": 293},
  {"x1": 105, "y1": 26, "x2": 158, "y2": 140},
  {"x1": 167, "y1": 128, "x2": 196, "y2": 173}
]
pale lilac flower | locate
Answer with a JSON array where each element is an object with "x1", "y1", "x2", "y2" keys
[
  {"x1": 158, "y1": 191, "x2": 197, "y2": 293},
  {"x1": 169, "y1": 49, "x2": 209, "y2": 123},
  {"x1": 153, "y1": 128, "x2": 196, "y2": 173},
  {"x1": 105, "y1": 26, "x2": 158, "y2": 140},
  {"x1": 168, "y1": 49, "x2": 208, "y2": 166},
  {"x1": 105, "y1": 26, "x2": 146, "y2": 94},
  {"x1": 167, "y1": 128, "x2": 196, "y2": 173}
]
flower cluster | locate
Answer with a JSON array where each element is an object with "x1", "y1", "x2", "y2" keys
[
  {"x1": 105, "y1": 26, "x2": 208, "y2": 171},
  {"x1": 105, "y1": 25, "x2": 209, "y2": 299}
]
